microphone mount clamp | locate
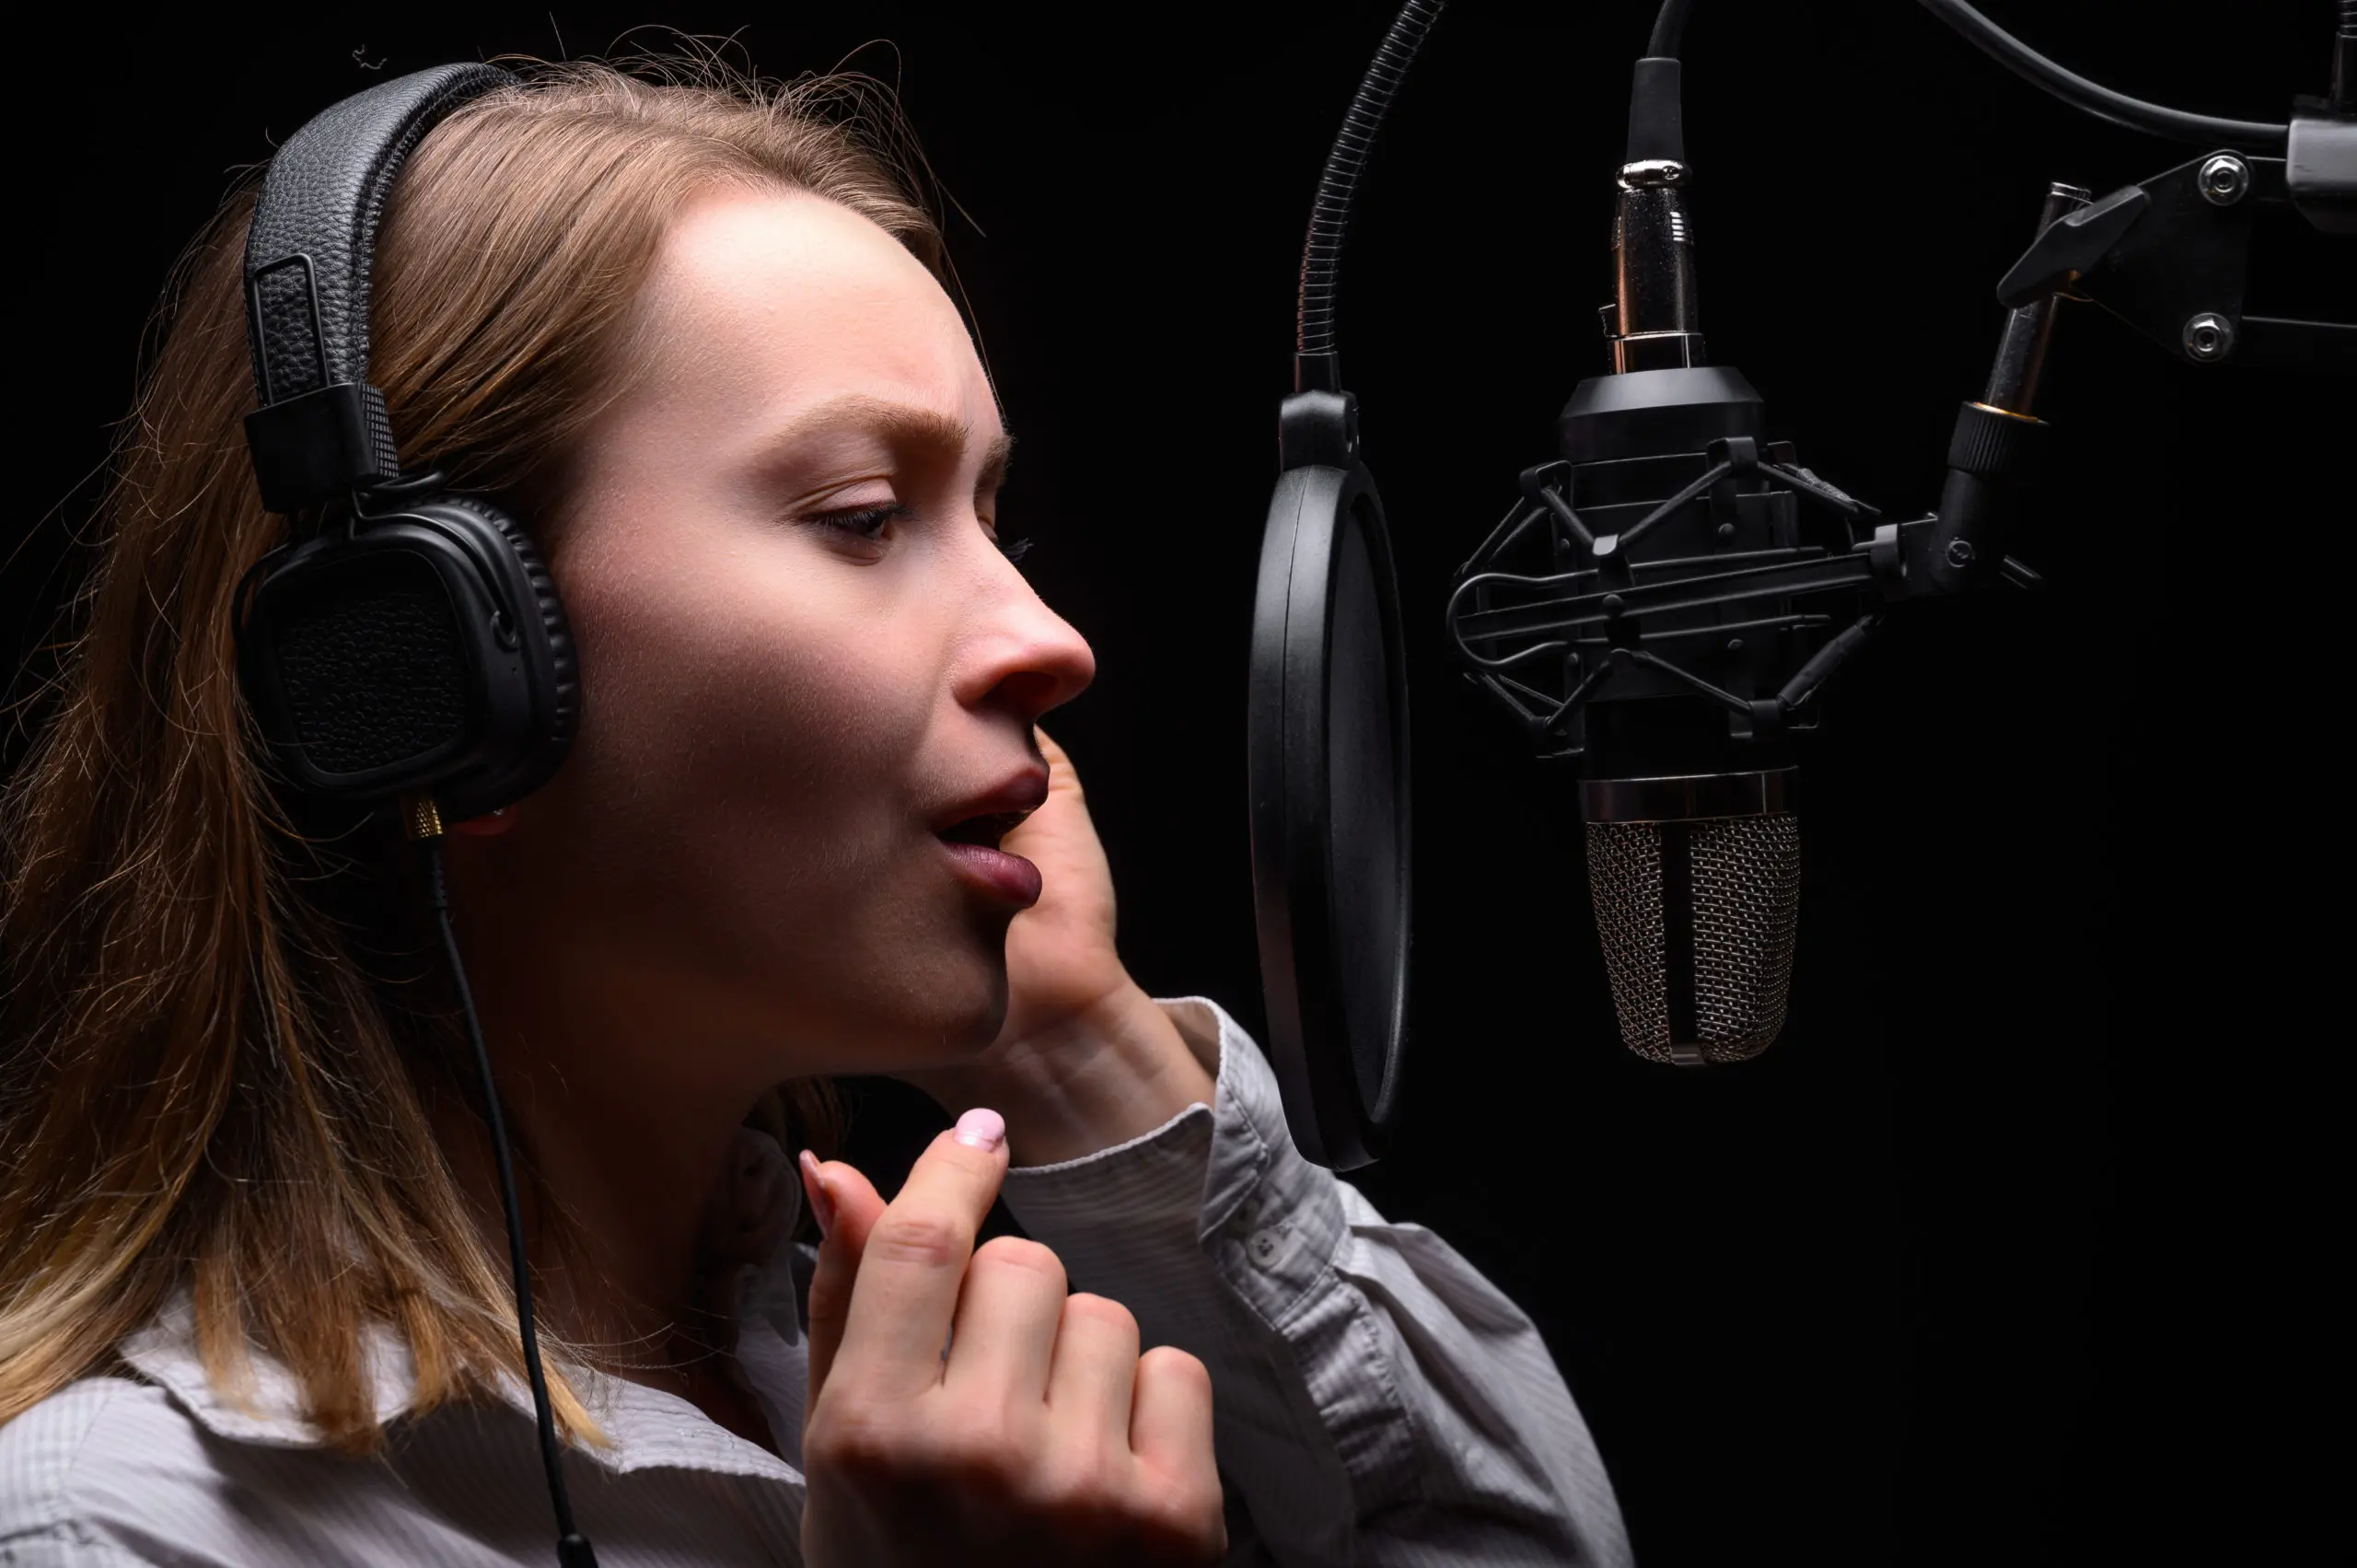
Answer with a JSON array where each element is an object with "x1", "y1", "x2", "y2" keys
[
  {"x1": 1997, "y1": 143, "x2": 2357, "y2": 373},
  {"x1": 1446, "y1": 177, "x2": 2097, "y2": 764}
]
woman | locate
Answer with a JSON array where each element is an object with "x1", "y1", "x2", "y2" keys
[{"x1": 0, "y1": 56, "x2": 1630, "y2": 1566}]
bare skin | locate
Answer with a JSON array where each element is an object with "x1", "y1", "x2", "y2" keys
[{"x1": 435, "y1": 187, "x2": 1222, "y2": 1561}]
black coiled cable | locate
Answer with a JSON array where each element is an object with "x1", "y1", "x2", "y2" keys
[{"x1": 1295, "y1": 0, "x2": 1446, "y2": 391}]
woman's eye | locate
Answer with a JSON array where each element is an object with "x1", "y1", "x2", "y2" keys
[{"x1": 810, "y1": 501, "x2": 910, "y2": 542}]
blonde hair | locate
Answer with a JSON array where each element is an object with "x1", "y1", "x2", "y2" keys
[{"x1": 1, "y1": 56, "x2": 946, "y2": 1450}]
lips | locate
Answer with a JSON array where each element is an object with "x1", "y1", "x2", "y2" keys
[
  {"x1": 931, "y1": 767, "x2": 1051, "y2": 842},
  {"x1": 932, "y1": 766, "x2": 1050, "y2": 908}
]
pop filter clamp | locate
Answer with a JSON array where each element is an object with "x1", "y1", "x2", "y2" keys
[{"x1": 1252, "y1": 0, "x2": 2354, "y2": 1165}]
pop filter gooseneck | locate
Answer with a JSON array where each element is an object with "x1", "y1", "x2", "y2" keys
[{"x1": 1248, "y1": 1, "x2": 1441, "y2": 1171}]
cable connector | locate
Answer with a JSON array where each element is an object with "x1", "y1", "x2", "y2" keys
[
  {"x1": 400, "y1": 793, "x2": 445, "y2": 842},
  {"x1": 1626, "y1": 57, "x2": 1685, "y2": 165}
]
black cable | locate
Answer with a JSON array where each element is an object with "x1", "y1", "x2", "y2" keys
[
  {"x1": 1646, "y1": 0, "x2": 1696, "y2": 61},
  {"x1": 2336, "y1": 0, "x2": 2355, "y2": 114},
  {"x1": 422, "y1": 838, "x2": 600, "y2": 1568},
  {"x1": 1918, "y1": 0, "x2": 2289, "y2": 151},
  {"x1": 1295, "y1": 0, "x2": 1446, "y2": 391}
]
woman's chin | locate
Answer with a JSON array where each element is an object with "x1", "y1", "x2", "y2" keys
[{"x1": 871, "y1": 947, "x2": 1010, "y2": 1062}]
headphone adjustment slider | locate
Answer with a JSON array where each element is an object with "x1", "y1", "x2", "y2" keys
[{"x1": 243, "y1": 382, "x2": 399, "y2": 516}]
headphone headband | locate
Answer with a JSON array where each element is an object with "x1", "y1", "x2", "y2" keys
[{"x1": 242, "y1": 64, "x2": 515, "y2": 514}]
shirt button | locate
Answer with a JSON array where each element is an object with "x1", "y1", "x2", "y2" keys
[{"x1": 1247, "y1": 1226, "x2": 1283, "y2": 1268}]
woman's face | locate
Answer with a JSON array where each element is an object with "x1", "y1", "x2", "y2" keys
[{"x1": 455, "y1": 187, "x2": 1094, "y2": 1098}]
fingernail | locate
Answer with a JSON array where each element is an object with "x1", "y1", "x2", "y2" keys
[
  {"x1": 797, "y1": 1148, "x2": 835, "y2": 1238},
  {"x1": 952, "y1": 1107, "x2": 1005, "y2": 1152}
]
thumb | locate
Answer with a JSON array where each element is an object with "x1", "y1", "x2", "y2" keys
[{"x1": 798, "y1": 1152, "x2": 888, "y2": 1429}]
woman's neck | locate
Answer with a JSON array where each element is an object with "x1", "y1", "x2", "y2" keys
[{"x1": 425, "y1": 993, "x2": 784, "y2": 1451}]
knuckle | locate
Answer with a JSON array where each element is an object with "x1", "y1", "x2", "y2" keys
[
  {"x1": 1032, "y1": 1444, "x2": 1117, "y2": 1511},
  {"x1": 1062, "y1": 1291, "x2": 1139, "y2": 1340},
  {"x1": 804, "y1": 1407, "x2": 903, "y2": 1479},
  {"x1": 971, "y1": 1234, "x2": 1067, "y2": 1287},
  {"x1": 935, "y1": 1416, "x2": 1025, "y2": 1489},
  {"x1": 1137, "y1": 1344, "x2": 1213, "y2": 1392},
  {"x1": 865, "y1": 1208, "x2": 974, "y2": 1271}
]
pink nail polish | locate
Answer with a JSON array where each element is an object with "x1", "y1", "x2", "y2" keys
[
  {"x1": 797, "y1": 1148, "x2": 836, "y2": 1238},
  {"x1": 952, "y1": 1107, "x2": 1005, "y2": 1152}
]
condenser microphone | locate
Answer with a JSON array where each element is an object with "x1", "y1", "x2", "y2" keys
[
  {"x1": 1449, "y1": 33, "x2": 1900, "y2": 1068},
  {"x1": 1449, "y1": 24, "x2": 2080, "y2": 1067},
  {"x1": 1476, "y1": 41, "x2": 1822, "y2": 1066}
]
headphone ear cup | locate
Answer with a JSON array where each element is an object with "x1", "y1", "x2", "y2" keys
[
  {"x1": 466, "y1": 500, "x2": 579, "y2": 749},
  {"x1": 431, "y1": 495, "x2": 579, "y2": 815},
  {"x1": 235, "y1": 492, "x2": 579, "y2": 820}
]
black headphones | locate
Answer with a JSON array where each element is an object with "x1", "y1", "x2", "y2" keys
[
  {"x1": 236, "y1": 63, "x2": 577, "y2": 828},
  {"x1": 236, "y1": 66, "x2": 600, "y2": 1565}
]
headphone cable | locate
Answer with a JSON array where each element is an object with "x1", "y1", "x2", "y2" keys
[{"x1": 415, "y1": 810, "x2": 600, "y2": 1568}]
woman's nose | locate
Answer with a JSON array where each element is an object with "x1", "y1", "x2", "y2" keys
[{"x1": 961, "y1": 571, "x2": 1097, "y2": 723}]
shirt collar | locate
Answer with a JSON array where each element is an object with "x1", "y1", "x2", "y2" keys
[{"x1": 117, "y1": 1131, "x2": 814, "y2": 1481}]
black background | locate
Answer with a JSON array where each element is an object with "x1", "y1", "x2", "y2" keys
[{"x1": 8, "y1": 4, "x2": 2347, "y2": 1563}]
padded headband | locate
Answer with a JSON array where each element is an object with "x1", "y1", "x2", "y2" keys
[{"x1": 242, "y1": 64, "x2": 516, "y2": 514}]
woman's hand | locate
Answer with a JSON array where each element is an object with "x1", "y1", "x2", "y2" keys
[
  {"x1": 895, "y1": 727, "x2": 1217, "y2": 1166},
  {"x1": 797, "y1": 1123, "x2": 1226, "y2": 1566}
]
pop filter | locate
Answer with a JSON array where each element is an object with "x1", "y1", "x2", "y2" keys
[
  {"x1": 1245, "y1": 2, "x2": 1440, "y2": 1171},
  {"x1": 1248, "y1": 394, "x2": 1411, "y2": 1171}
]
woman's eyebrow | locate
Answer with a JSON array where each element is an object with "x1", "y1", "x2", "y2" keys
[{"x1": 761, "y1": 393, "x2": 1014, "y2": 493}]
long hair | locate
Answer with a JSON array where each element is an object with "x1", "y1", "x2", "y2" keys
[{"x1": 1, "y1": 55, "x2": 946, "y2": 1450}]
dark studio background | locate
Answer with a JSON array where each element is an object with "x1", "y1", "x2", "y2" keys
[{"x1": 6, "y1": 4, "x2": 2346, "y2": 1563}]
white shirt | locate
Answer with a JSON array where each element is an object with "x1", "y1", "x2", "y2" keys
[{"x1": 0, "y1": 996, "x2": 1631, "y2": 1566}]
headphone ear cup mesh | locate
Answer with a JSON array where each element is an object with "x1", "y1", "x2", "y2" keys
[
  {"x1": 247, "y1": 542, "x2": 477, "y2": 781},
  {"x1": 238, "y1": 494, "x2": 581, "y2": 818}
]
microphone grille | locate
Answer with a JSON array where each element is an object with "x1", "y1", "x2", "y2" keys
[{"x1": 1585, "y1": 813, "x2": 1802, "y2": 1064}]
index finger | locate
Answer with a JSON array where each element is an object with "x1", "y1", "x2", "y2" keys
[{"x1": 829, "y1": 1109, "x2": 1010, "y2": 1402}]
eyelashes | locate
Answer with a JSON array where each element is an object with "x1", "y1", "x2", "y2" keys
[
  {"x1": 809, "y1": 501, "x2": 1037, "y2": 566},
  {"x1": 809, "y1": 501, "x2": 911, "y2": 542}
]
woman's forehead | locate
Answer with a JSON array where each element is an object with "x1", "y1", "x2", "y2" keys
[{"x1": 631, "y1": 186, "x2": 992, "y2": 429}]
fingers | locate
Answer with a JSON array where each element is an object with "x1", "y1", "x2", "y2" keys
[
  {"x1": 1033, "y1": 725, "x2": 1087, "y2": 807},
  {"x1": 942, "y1": 1237, "x2": 1067, "y2": 1406},
  {"x1": 1128, "y1": 1345, "x2": 1217, "y2": 1490},
  {"x1": 1044, "y1": 1292, "x2": 1139, "y2": 1438},
  {"x1": 828, "y1": 1121, "x2": 1010, "y2": 1402},
  {"x1": 801, "y1": 1155, "x2": 888, "y2": 1420}
]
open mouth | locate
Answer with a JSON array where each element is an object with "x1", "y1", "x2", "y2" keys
[
  {"x1": 935, "y1": 811, "x2": 1044, "y2": 908},
  {"x1": 936, "y1": 810, "x2": 1029, "y2": 849}
]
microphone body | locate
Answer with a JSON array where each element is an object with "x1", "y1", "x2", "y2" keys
[
  {"x1": 1452, "y1": 96, "x2": 2078, "y2": 1065},
  {"x1": 1452, "y1": 56, "x2": 1859, "y2": 1066},
  {"x1": 1553, "y1": 366, "x2": 1818, "y2": 1066}
]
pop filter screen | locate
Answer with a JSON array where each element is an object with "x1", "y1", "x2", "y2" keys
[{"x1": 1248, "y1": 461, "x2": 1412, "y2": 1170}]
